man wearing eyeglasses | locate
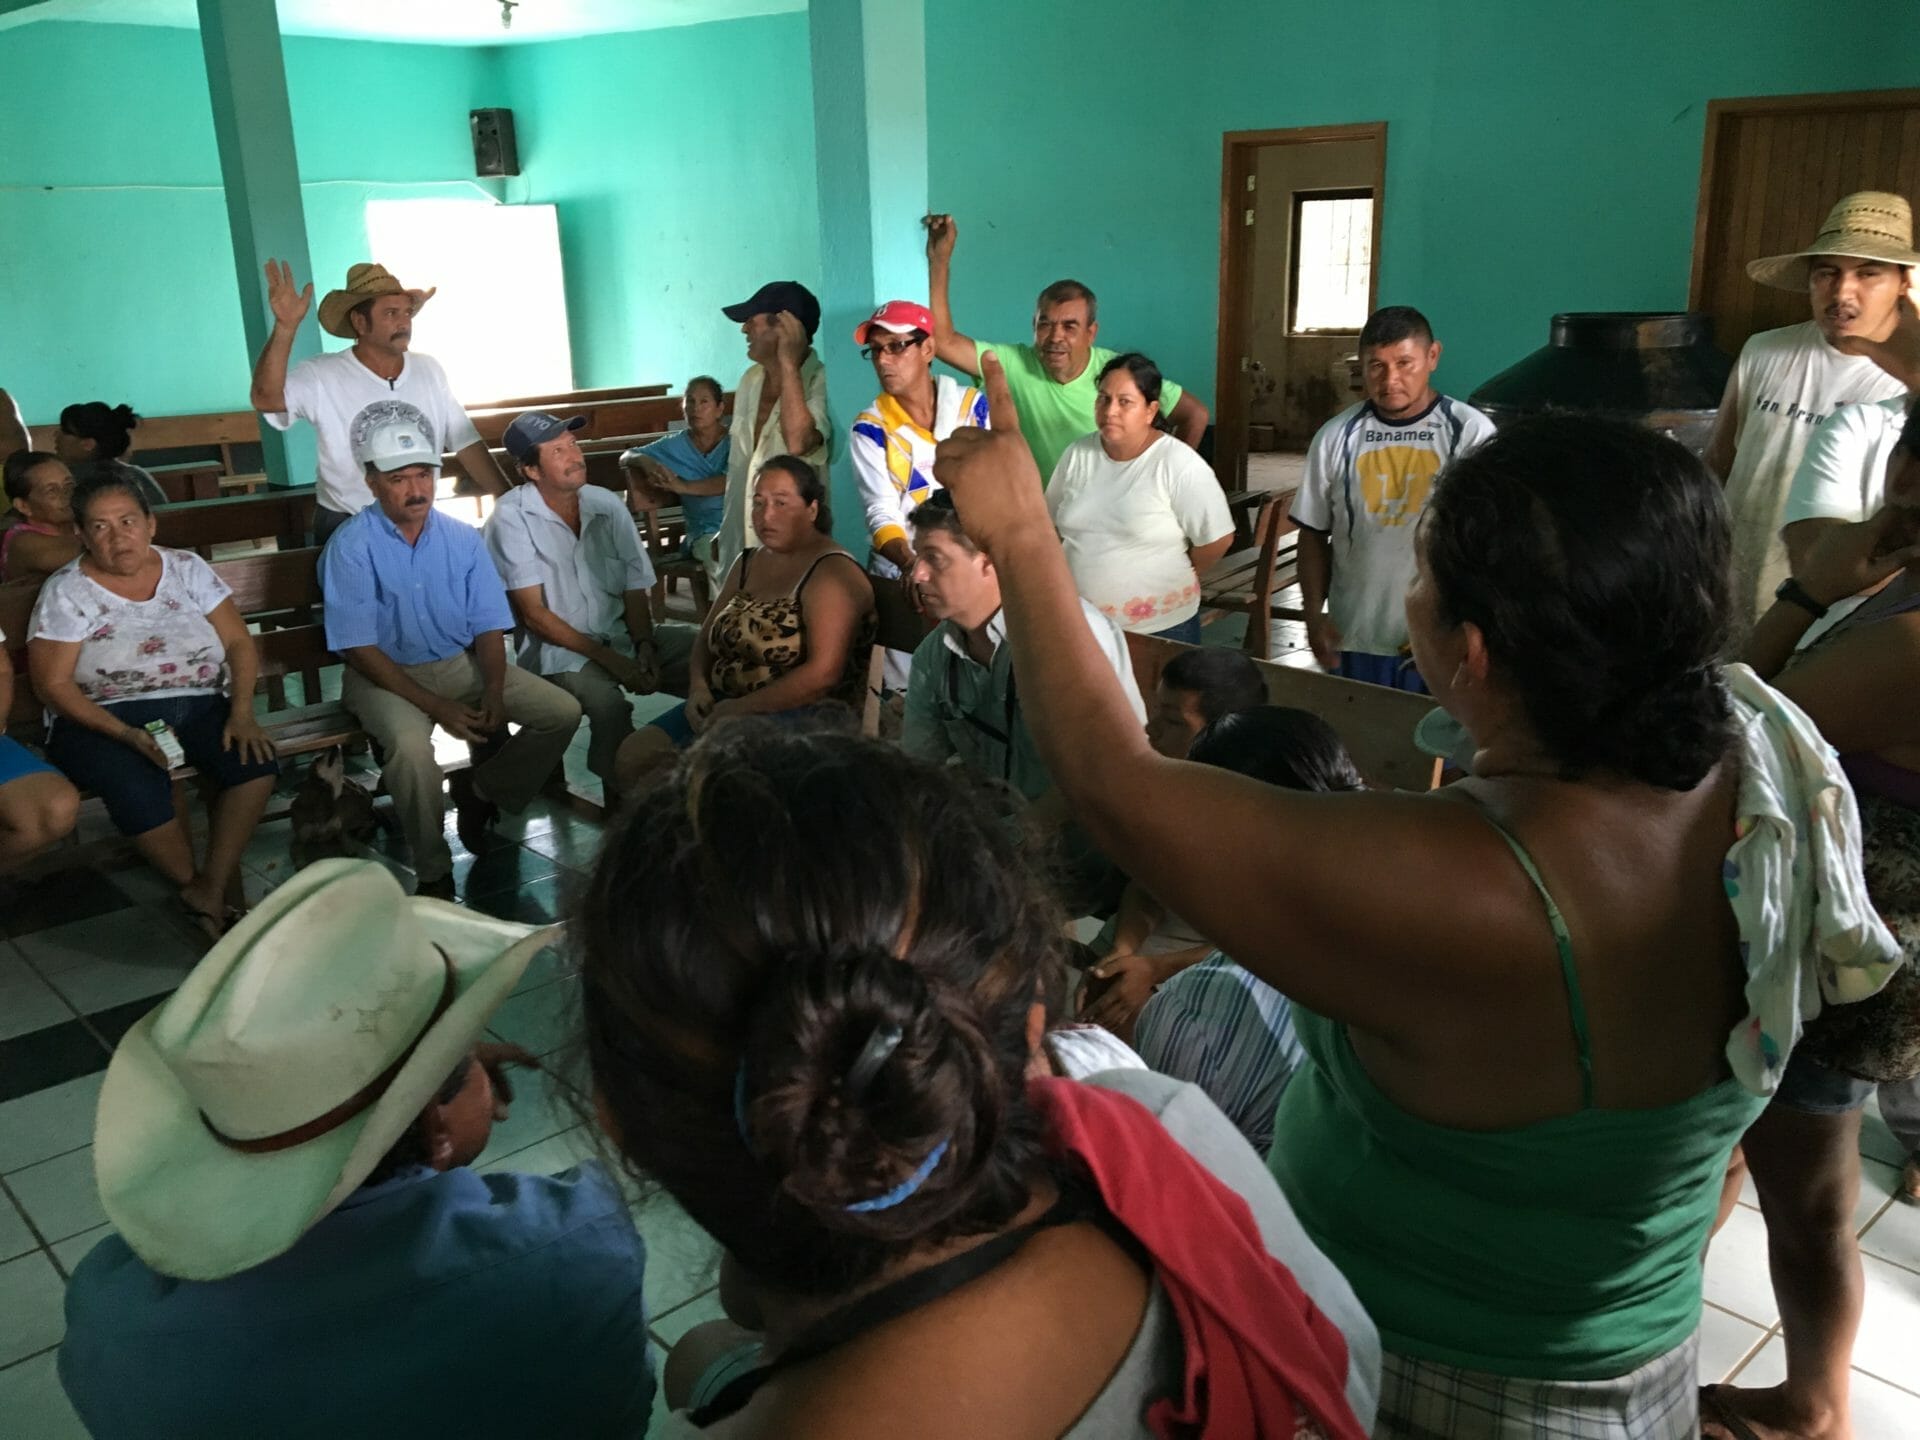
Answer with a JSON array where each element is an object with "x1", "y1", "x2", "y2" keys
[
  {"x1": 850, "y1": 300, "x2": 989, "y2": 584},
  {"x1": 851, "y1": 301, "x2": 991, "y2": 688}
]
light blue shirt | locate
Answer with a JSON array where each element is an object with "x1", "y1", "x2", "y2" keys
[
  {"x1": 483, "y1": 483, "x2": 656, "y2": 676},
  {"x1": 1134, "y1": 953, "x2": 1304, "y2": 1155},
  {"x1": 631, "y1": 429, "x2": 730, "y2": 542},
  {"x1": 320, "y1": 505, "x2": 515, "y2": 666},
  {"x1": 59, "y1": 1162, "x2": 654, "y2": 1440}
]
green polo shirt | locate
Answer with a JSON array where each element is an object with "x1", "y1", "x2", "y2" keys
[{"x1": 976, "y1": 342, "x2": 1187, "y2": 485}]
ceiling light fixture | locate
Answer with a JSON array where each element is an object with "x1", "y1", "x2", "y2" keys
[{"x1": 500, "y1": 1, "x2": 517, "y2": 29}]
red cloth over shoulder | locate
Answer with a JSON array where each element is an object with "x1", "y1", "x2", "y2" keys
[{"x1": 1027, "y1": 1077, "x2": 1366, "y2": 1440}]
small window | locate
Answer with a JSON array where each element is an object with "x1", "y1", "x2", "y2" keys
[{"x1": 1289, "y1": 189, "x2": 1373, "y2": 335}]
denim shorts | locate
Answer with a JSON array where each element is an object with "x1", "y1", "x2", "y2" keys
[
  {"x1": 45, "y1": 693, "x2": 280, "y2": 836},
  {"x1": 1772, "y1": 1044, "x2": 1876, "y2": 1115},
  {"x1": 0, "y1": 735, "x2": 56, "y2": 788}
]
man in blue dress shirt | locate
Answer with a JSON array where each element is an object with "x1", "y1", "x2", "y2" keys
[
  {"x1": 319, "y1": 418, "x2": 581, "y2": 898},
  {"x1": 59, "y1": 859, "x2": 655, "y2": 1439}
]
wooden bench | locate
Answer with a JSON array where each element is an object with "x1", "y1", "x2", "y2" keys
[
  {"x1": 154, "y1": 487, "x2": 319, "y2": 557},
  {"x1": 1201, "y1": 487, "x2": 1304, "y2": 657},
  {"x1": 1124, "y1": 633, "x2": 1443, "y2": 792}
]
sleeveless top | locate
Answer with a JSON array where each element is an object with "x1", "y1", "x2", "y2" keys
[
  {"x1": 1267, "y1": 795, "x2": 1766, "y2": 1379},
  {"x1": 706, "y1": 548, "x2": 875, "y2": 704},
  {"x1": 0, "y1": 520, "x2": 64, "y2": 582}
]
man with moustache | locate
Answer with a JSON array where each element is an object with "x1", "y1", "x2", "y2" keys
[
  {"x1": 1706, "y1": 192, "x2": 1914, "y2": 621},
  {"x1": 485, "y1": 411, "x2": 659, "y2": 806},
  {"x1": 923, "y1": 213, "x2": 1209, "y2": 483},
  {"x1": 713, "y1": 281, "x2": 831, "y2": 585},
  {"x1": 252, "y1": 260, "x2": 511, "y2": 543},
  {"x1": 321, "y1": 417, "x2": 580, "y2": 899}
]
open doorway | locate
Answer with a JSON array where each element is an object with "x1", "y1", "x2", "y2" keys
[{"x1": 1214, "y1": 123, "x2": 1387, "y2": 493}]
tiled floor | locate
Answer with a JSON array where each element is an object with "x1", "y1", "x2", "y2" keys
[{"x1": 5, "y1": 661, "x2": 1920, "y2": 1436}]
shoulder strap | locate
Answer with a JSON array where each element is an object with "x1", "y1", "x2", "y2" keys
[{"x1": 1461, "y1": 794, "x2": 1595, "y2": 1108}]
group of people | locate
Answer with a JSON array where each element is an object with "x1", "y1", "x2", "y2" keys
[{"x1": 2, "y1": 185, "x2": 1917, "y2": 1440}]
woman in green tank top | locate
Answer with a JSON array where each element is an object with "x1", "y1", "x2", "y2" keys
[{"x1": 933, "y1": 383, "x2": 1897, "y2": 1440}]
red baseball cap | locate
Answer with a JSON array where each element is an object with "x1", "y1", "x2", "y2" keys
[{"x1": 854, "y1": 300, "x2": 934, "y2": 345}]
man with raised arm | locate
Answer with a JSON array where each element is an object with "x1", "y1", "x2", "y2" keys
[
  {"x1": 250, "y1": 260, "x2": 510, "y2": 544},
  {"x1": 923, "y1": 213, "x2": 1209, "y2": 483}
]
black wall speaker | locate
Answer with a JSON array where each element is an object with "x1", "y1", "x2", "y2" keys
[{"x1": 471, "y1": 108, "x2": 520, "y2": 177}]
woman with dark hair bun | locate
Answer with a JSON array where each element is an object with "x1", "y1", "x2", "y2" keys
[
  {"x1": 578, "y1": 723, "x2": 1378, "y2": 1438},
  {"x1": 935, "y1": 370, "x2": 1900, "y2": 1440},
  {"x1": 56, "y1": 401, "x2": 167, "y2": 509}
]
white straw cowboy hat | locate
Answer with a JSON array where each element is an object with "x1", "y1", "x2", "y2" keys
[
  {"x1": 1747, "y1": 191, "x2": 1920, "y2": 290},
  {"x1": 94, "y1": 859, "x2": 560, "y2": 1281},
  {"x1": 317, "y1": 262, "x2": 437, "y2": 339}
]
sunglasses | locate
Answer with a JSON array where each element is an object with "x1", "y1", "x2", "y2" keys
[{"x1": 862, "y1": 336, "x2": 927, "y2": 361}]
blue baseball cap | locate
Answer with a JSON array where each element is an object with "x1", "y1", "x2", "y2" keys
[{"x1": 503, "y1": 411, "x2": 587, "y2": 464}]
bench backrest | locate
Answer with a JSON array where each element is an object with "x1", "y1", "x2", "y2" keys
[
  {"x1": 154, "y1": 488, "x2": 319, "y2": 555},
  {"x1": 1124, "y1": 633, "x2": 1443, "y2": 792}
]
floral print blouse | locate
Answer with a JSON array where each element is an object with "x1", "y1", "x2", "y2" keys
[{"x1": 28, "y1": 547, "x2": 232, "y2": 707}]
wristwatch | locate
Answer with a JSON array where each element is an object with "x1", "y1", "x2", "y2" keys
[{"x1": 1773, "y1": 577, "x2": 1830, "y2": 621}]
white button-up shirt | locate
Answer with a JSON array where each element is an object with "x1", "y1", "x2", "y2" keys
[{"x1": 483, "y1": 482, "x2": 655, "y2": 676}]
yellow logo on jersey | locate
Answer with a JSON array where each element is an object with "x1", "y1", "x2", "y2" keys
[{"x1": 1355, "y1": 446, "x2": 1442, "y2": 527}]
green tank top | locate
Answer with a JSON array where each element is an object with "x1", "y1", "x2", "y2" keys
[{"x1": 1267, "y1": 800, "x2": 1765, "y2": 1380}]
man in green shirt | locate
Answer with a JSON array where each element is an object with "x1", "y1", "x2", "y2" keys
[{"x1": 924, "y1": 214, "x2": 1210, "y2": 482}]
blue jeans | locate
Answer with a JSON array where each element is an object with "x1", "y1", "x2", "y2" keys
[
  {"x1": 1337, "y1": 650, "x2": 1429, "y2": 694},
  {"x1": 1151, "y1": 615, "x2": 1204, "y2": 645},
  {"x1": 45, "y1": 693, "x2": 279, "y2": 835}
]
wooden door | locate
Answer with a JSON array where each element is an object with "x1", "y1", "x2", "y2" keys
[
  {"x1": 1215, "y1": 123, "x2": 1386, "y2": 492},
  {"x1": 1690, "y1": 89, "x2": 1920, "y2": 356}
]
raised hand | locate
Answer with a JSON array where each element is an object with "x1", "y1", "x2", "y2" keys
[
  {"x1": 923, "y1": 213, "x2": 958, "y2": 265},
  {"x1": 1832, "y1": 290, "x2": 1920, "y2": 390},
  {"x1": 772, "y1": 310, "x2": 810, "y2": 367},
  {"x1": 931, "y1": 352, "x2": 1046, "y2": 557},
  {"x1": 263, "y1": 259, "x2": 313, "y2": 330}
]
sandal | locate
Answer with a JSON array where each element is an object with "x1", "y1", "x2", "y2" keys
[
  {"x1": 1699, "y1": 1386, "x2": 1766, "y2": 1440},
  {"x1": 1899, "y1": 1156, "x2": 1920, "y2": 1205},
  {"x1": 173, "y1": 895, "x2": 228, "y2": 944}
]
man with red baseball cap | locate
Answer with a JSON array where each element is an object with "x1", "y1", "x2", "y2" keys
[{"x1": 850, "y1": 300, "x2": 991, "y2": 688}]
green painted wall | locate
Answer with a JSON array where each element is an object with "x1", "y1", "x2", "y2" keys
[
  {"x1": 499, "y1": 13, "x2": 821, "y2": 395},
  {"x1": 925, "y1": 0, "x2": 1920, "y2": 415},
  {"x1": 0, "y1": 21, "x2": 507, "y2": 424}
]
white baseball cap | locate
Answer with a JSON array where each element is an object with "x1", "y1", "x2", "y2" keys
[{"x1": 353, "y1": 418, "x2": 441, "y2": 474}]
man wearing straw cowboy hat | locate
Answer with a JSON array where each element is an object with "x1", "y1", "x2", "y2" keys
[
  {"x1": 58, "y1": 859, "x2": 655, "y2": 1438},
  {"x1": 250, "y1": 260, "x2": 512, "y2": 544},
  {"x1": 1705, "y1": 191, "x2": 1915, "y2": 622}
]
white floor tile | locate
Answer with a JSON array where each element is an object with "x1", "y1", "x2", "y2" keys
[
  {"x1": 49, "y1": 1223, "x2": 112, "y2": 1278},
  {"x1": 0, "y1": 951, "x2": 74, "y2": 1042},
  {"x1": 0, "y1": 1190, "x2": 37, "y2": 1263},
  {"x1": 1860, "y1": 1106, "x2": 1908, "y2": 1168},
  {"x1": 14, "y1": 906, "x2": 198, "y2": 980},
  {"x1": 1852, "y1": 1254, "x2": 1920, "y2": 1392},
  {"x1": 42, "y1": 954, "x2": 192, "y2": 1018},
  {"x1": 1705, "y1": 1200, "x2": 1778, "y2": 1326},
  {"x1": 479, "y1": 1124, "x2": 597, "y2": 1178},
  {"x1": 650, "y1": 1286, "x2": 725, "y2": 1348},
  {"x1": 632, "y1": 1189, "x2": 722, "y2": 1318},
  {"x1": 0, "y1": 1074, "x2": 103, "y2": 1174},
  {"x1": 0, "y1": 1349, "x2": 90, "y2": 1439},
  {"x1": 0, "y1": 1251, "x2": 66, "y2": 1365},
  {"x1": 1732, "y1": 1338, "x2": 1920, "y2": 1440},
  {"x1": 647, "y1": 1340, "x2": 674, "y2": 1436},
  {"x1": 7, "y1": 1148, "x2": 105, "y2": 1244},
  {"x1": 510, "y1": 941, "x2": 577, "y2": 997},
  {"x1": 1697, "y1": 1302, "x2": 1768, "y2": 1384},
  {"x1": 1856, "y1": 1158, "x2": 1903, "y2": 1237},
  {"x1": 472, "y1": 1065, "x2": 578, "y2": 1169},
  {"x1": 483, "y1": 978, "x2": 578, "y2": 1058}
]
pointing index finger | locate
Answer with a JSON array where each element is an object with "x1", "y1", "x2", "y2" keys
[{"x1": 981, "y1": 351, "x2": 1022, "y2": 435}]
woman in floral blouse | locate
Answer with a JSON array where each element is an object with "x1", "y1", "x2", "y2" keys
[{"x1": 28, "y1": 472, "x2": 278, "y2": 938}]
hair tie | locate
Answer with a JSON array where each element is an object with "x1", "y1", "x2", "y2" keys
[{"x1": 844, "y1": 1137, "x2": 949, "y2": 1213}]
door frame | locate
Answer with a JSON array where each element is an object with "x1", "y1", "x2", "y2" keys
[
  {"x1": 1686, "y1": 87, "x2": 1920, "y2": 311},
  {"x1": 1214, "y1": 121, "x2": 1387, "y2": 490}
]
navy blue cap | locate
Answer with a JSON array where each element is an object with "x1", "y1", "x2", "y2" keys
[
  {"x1": 721, "y1": 281, "x2": 820, "y2": 340},
  {"x1": 503, "y1": 411, "x2": 586, "y2": 463}
]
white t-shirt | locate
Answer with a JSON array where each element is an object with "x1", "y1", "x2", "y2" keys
[
  {"x1": 262, "y1": 349, "x2": 482, "y2": 516},
  {"x1": 1782, "y1": 394, "x2": 1912, "y2": 529},
  {"x1": 1046, "y1": 433, "x2": 1234, "y2": 632},
  {"x1": 28, "y1": 548, "x2": 233, "y2": 711},
  {"x1": 1722, "y1": 322, "x2": 1907, "y2": 621},
  {"x1": 1292, "y1": 395, "x2": 1495, "y2": 657}
]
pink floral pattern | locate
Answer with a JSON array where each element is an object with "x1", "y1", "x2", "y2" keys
[{"x1": 27, "y1": 548, "x2": 232, "y2": 707}]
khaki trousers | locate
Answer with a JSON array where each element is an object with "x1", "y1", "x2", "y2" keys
[
  {"x1": 542, "y1": 662, "x2": 631, "y2": 797},
  {"x1": 342, "y1": 654, "x2": 581, "y2": 883}
]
